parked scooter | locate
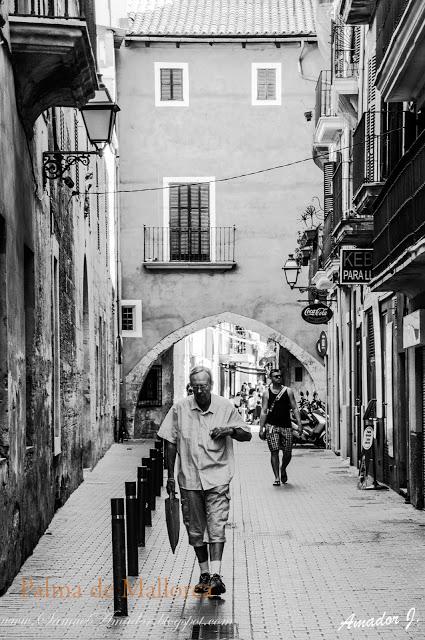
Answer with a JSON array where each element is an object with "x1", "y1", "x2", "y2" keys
[{"x1": 291, "y1": 391, "x2": 326, "y2": 448}]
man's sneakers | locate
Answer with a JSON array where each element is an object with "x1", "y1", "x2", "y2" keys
[
  {"x1": 209, "y1": 573, "x2": 226, "y2": 596},
  {"x1": 194, "y1": 572, "x2": 226, "y2": 597},
  {"x1": 194, "y1": 572, "x2": 211, "y2": 594}
]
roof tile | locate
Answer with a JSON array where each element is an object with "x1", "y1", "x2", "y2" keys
[{"x1": 127, "y1": 0, "x2": 316, "y2": 37}]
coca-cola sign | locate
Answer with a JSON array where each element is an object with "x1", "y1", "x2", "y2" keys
[{"x1": 301, "y1": 303, "x2": 333, "y2": 325}]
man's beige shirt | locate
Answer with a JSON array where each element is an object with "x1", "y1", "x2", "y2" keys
[{"x1": 158, "y1": 394, "x2": 250, "y2": 490}]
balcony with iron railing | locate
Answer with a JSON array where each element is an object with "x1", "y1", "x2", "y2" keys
[
  {"x1": 375, "y1": 0, "x2": 425, "y2": 103},
  {"x1": 332, "y1": 23, "x2": 360, "y2": 96},
  {"x1": 352, "y1": 109, "x2": 416, "y2": 214},
  {"x1": 143, "y1": 226, "x2": 237, "y2": 271},
  {"x1": 8, "y1": 0, "x2": 97, "y2": 136},
  {"x1": 371, "y1": 129, "x2": 425, "y2": 295},
  {"x1": 331, "y1": 158, "x2": 374, "y2": 247},
  {"x1": 314, "y1": 70, "x2": 345, "y2": 146}
]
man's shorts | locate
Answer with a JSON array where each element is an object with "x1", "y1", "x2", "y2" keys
[
  {"x1": 266, "y1": 424, "x2": 293, "y2": 454},
  {"x1": 180, "y1": 484, "x2": 230, "y2": 547}
]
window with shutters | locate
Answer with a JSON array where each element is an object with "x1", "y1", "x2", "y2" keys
[
  {"x1": 155, "y1": 63, "x2": 189, "y2": 106},
  {"x1": 252, "y1": 63, "x2": 281, "y2": 105},
  {"x1": 169, "y1": 183, "x2": 210, "y2": 261},
  {"x1": 163, "y1": 177, "x2": 216, "y2": 262}
]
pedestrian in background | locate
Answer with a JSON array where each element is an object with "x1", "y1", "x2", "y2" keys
[
  {"x1": 159, "y1": 366, "x2": 252, "y2": 596},
  {"x1": 259, "y1": 369, "x2": 303, "y2": 486}
]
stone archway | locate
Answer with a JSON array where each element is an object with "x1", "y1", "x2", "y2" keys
[{"x1": 125, "y1": 312, "x2": 325, "y2": 427}]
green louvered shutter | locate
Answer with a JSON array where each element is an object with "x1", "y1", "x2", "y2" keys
[
  {"x1": 257, "y1": 68, "x2": 276, "y2": 100},
  {"x1": 161, "y1": 68, "x2": 183, "y2": 101},
  {"x1": 169, "y1": 183, "x2": 210, "y2": 261}
]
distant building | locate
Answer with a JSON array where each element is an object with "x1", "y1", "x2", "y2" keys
[{"x1": 116, "y1": 0, "x2": 327, "y2": 435}]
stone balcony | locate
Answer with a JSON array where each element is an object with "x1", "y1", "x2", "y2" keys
[{"x1": 8, "y1": 0, "x2": 97, "y2": 136}]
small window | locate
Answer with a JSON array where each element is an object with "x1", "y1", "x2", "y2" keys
[
  {"x1": 138, "y1": 366, "x2": 162, "y2": 407},
  {"x1": 121, "y1": 300, "x2": 142, "y2": 337},
  {"x1": 257, "y1": 68, "x2": 276, "y2": 100},
  {"x1": 155, "y1": 63, "x2": 189, "y2": 107},
  {"x1": 121, "y1": 306, "x2": 134, "y2": 332},
  {"x1": 295, "y1": 366, "x2": 303, "y2": 382},
  {"x1": 161, "y1": 68, "x2": 183, "y2": 101},
  {"x1": 252, "y1": 63, "x2": 281, "y2": 106}
]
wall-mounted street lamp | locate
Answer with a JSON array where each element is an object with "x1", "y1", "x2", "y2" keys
[
  {"x1": 282, "y1": 253, "x2": 327, "y2": 298},
  {"x1": 282, "y1": 253, "x2": 302, "y2": 289},
  {"x1": 43, "y1": 83, "x2": 120, "y2": 181}
]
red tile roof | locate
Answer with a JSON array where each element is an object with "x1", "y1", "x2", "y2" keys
[{"x1": 127, "y1": 0, "x2": 316, "y2": 37}]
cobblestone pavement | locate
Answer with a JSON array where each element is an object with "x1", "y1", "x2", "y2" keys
[{"x1": 1, "y1": 437, "x2": 425, "y2": 640}]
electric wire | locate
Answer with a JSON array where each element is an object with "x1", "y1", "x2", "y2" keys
[{"x1": 76, "y1": 125, "x2": 407, "y2": 197}]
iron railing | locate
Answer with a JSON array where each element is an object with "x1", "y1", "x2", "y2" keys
[
  {"x1": 332, "y1": 23, "x2": 360, "y2": 79},
  {"x1": 352, "y1": 109, "x2": 416, "y2": 196},
  {"x1": 315, "y1": 71, "x2": 333, "y2": 127},
  {"x1": 10, "y1": 0, "x2": 84, "y2": 18},
  {"x1": 373, "y1": 130, "x2": 425, "y2": 276},
  {"x1": 376, "y1": 0, "x2": 409, "y2": 69},
  {"x1": 143, "y1": 226, "x2": 236, "y2": 263}
]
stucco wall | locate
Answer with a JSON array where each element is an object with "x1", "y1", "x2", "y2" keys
[
  {"x1": 117, "y1": 40, "x2": 325, "y2": 401},
  {"x1": 0, "y1": 8, "x2": 117, "y2": 594}
]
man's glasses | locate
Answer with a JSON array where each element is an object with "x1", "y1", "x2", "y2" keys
[
  {"x1": 192, "y1": 384, "x2": 210, "y2": 391},
  {"x1": 272, "y1": 374, "x2": 282, "y2": 378}
]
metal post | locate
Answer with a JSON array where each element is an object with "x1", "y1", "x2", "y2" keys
[
  {"x1": 137, "y1": 466, "x2": 147, "y2": 543},
  {"x1": 155, "y1": 439, "x2": 164, "y2": 487},
  {"x1": 142, "y1": 456, "x2": 156, "y2": 512},
  {"x1": 125, "y1": 482, "x2": 138, "y2": 576},
  {"x1": 150, "y1": 449, "x2": 161, "y2": 497},
  {"x1": 111, "y1": 498, "x2": 128, "y2": 616}
]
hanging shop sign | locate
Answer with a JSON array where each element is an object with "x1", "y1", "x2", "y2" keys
[
  {"x1": 316, "y1": 331, "x2": 328, "y2": 357},
  {"x1": 302, "y1": 303, "x2": 333, "y2": 325},
  {"x1": 340, "y1": 249, "x2": 373, "y2": 284},
  {"x1": 362, "y1": 425, "x2": 374, "y2": 450}
]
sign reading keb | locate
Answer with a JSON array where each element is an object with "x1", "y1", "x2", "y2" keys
[{"x1": 340, "y1": 249, "x2": 373, "y2": 284}]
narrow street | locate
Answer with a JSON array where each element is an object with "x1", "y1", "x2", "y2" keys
[{"x1": 1, "y1": 438, "x2": 424, "y2": 640}]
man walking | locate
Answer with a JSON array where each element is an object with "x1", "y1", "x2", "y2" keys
[
  {"x1": 158, "y1": 366, "x2": 251, "y2": 596},
  {"x1": 259, "y1": 369, "x2": 303, "y2": 486}
]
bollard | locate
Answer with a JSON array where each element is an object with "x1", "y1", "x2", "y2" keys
[
  {"x1": 142, "y1": 456, "x2": 156, "y2": 512},
  {"x1": 137, "y1": 466, "x2": 148, "y2": 541},
  {"x1": 141, "y1": 459, "x2": 153, "y2": 525},
  {"x1": 150, "y1": 448, "x2": 161, "y2": 497},
  {"x1": 155, "y1": 439, "x2": 164, "y2": 488},
  {"x1": 111, "y1": 498, "x2": 128, "y2": 617},
  {"x1": 125, "y1": 482, "x2": 138, "y2": 576}
]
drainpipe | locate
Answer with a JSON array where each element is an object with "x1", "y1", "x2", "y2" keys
[{"x1": 298, "y1": 40, "x2": 317, "y2": 82}]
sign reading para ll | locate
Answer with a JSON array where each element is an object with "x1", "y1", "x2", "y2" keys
[{"x1": 340, "y1": 249, "x2": 373, "y2": 284}]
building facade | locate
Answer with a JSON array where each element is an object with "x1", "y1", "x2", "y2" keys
[
  {"x1": 116, "y1": 0, "x2": 328, "y2": 433},
  {"x1": 0, "y1": 0, "x2": 119, "y2": 593},
  {"x1": 309, "y1": 0, "x2": 425, "y2": 508}
]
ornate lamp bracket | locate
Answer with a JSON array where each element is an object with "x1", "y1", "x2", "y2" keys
[{"x1": 43, "y1": 151, "x2": 101, "y2": 181}]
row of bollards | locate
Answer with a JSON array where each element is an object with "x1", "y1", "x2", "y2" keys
[{"x1": 111, "y1": 437, "x2": 165, "y2": 616}]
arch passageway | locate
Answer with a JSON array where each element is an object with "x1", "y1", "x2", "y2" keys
[{"x1": 125, "y1": 312, "x2": 325, "y2": 427}]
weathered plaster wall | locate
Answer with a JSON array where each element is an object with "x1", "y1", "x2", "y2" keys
[
  {"x1": 0, "y1": 8, "x2": 117, "y2": 593},
  {"x1": 117, "y1": 40, "x2": 326, "y2": 413}
]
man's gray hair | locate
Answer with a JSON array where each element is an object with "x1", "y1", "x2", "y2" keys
[{"x1": 189, "y1": 365, "x2": 213, "y2": 384}]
